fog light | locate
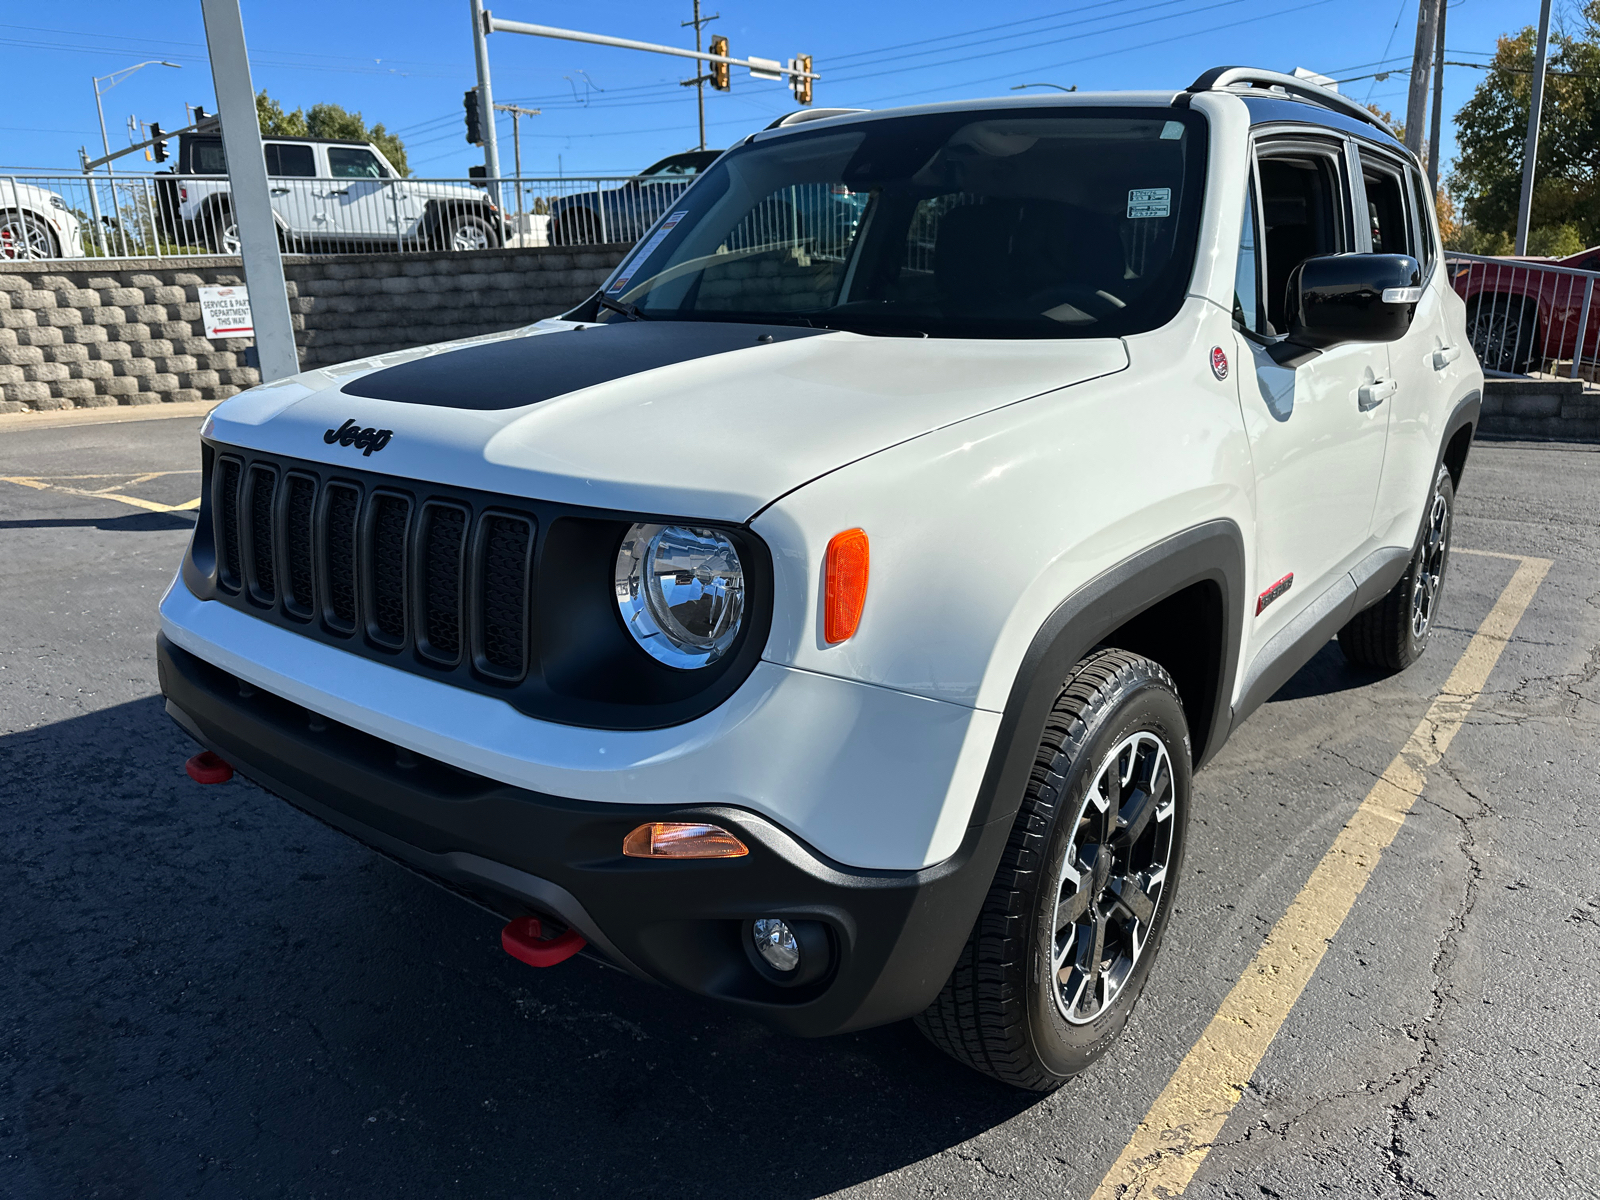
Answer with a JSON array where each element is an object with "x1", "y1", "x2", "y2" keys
[{"x1": 752, "y1": 917, "x2": 800, "y2": 973}]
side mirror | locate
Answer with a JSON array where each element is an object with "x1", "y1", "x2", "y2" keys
[{"x1": 1284, "y1": 253, "x2": 1421, "y2": 353}]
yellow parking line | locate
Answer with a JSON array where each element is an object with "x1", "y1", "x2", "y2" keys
[
  {"x1": 1092, "y1": 551, "x2": 1553, "y2": 1200},
  {"x1": 1, "y1": 472, "x2": 202, "y2": 514}
]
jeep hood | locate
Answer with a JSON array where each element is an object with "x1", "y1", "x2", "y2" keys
[{"x1": 207, "y1": 321, "x2": 1127, "y2": 521}]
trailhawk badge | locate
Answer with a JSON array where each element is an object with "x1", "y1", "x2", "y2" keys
[
  {"x1": 324, "y1": 419, "x2": 393, "y2": 456},
  {"x1": 1210, "y1": 346, "x2": 1229, "y2": 380}
]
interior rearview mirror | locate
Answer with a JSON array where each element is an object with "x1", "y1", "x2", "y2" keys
[{"x1": 1277, "y1": 253, "x2": 1421, "y2": 362}]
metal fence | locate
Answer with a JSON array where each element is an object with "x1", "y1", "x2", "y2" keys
[
  {"x1": 0, "y1": 172, "x2": 701, "y2": 261},
  {"x1": 1446, "y1": 250, "x2": 1600, "y2": 380}
]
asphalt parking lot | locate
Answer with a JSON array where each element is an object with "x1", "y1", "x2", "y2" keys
[{"x1": 2, "y1": 415, "x2": 1596, "y2": 1199}]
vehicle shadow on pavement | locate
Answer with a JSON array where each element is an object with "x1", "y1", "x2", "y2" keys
[
  {"x1": 1, "y1": 695, "x2": 1039, "y2": 1200},
  {"x1": 0, "y1": 512, "x2": 197, "y2": 533},
  {"x1": 1265, "y1": 637, "x2": 1387, "y2": 702}
]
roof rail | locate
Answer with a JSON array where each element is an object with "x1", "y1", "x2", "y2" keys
[
  {"x1": 764, "y1": 108, "x2": 867, "y2": 130},
  {"x1": 1186, "y1": 66, "x2": 1396, "y2": 138}
]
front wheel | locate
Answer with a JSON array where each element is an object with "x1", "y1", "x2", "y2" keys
[
  {"x1": 0, "y1": 209, "x2": 60, "y2": 260},
  {"x1": 916, "y1": 649, "x2": 1191, "y2": 1090},
  {"x1": 1338, "y1": 463, "x2": 1454, "y2": 672}
]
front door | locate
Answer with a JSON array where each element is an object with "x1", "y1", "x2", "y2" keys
[
  {"x1": 1232, "y1": 137, "x2": 1393, "y2": 651},
  {"x1": 323, "y1": 146, "x2": 401, "y2": 245}
]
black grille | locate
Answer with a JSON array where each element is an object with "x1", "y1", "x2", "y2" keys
[
  {"x1": 247, "y1": 466, "x2": 277, "y2": 602},
  {"x1": 418, "y1": 504, "x2": 466, "y2": 662},
  {"x1": 218, "y1": 458, "x2": 242, "y2": 591},
  {"x1": 477, "y1": 514, "x2": 533, "y2": 677},
  {"x1": 323, "y1": 483, "x2": 361, "y2": 633},
  {"x1": 210, "y1": 452, "x2": 537, "y2": 686},
  {"x1": 284, "y1": 474, "x2": 316, "y2": 617},
  {"x1": 195, "y1": 439, "x2": 769, "y2": 730},
  {"x1": 367, "y1": 494, "x2": 411, "y2": 647}
]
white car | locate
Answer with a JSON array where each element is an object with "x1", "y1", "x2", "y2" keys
[
  {"x1": 158, "y1": 69, "x2": 1482, "y2": 1089},
  {"x1": 0, "y1": 180, "x2": 84, "y2": 259},
  {"x1": 159, "y1": 132, "x2": 505, "y2": 253}
]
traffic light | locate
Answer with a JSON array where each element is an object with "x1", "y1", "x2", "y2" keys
[
  {"x1": 193, "y1": 106, "x2": 216, "y2": 132},
  {"x1": 792, "y1": 55, "x2": 813, "y2": 105},
  {"x1": 150, "y1": 122, "x2": 169, "y2": 163},
  {"x1": 709, "y1": 35, "x2": 730, "y2": 91},
  {"x1": 463, "y1": 88, "x2": 484, "y2": 145}
]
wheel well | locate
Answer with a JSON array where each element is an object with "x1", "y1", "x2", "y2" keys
[
  {"x1": 1442, "y1": 421, "x2": 1474, "y2": 489},
  {"x1": 1095, "y1": 579, "x2": 1225, "y2": 764},
  {"x1": 0, "y1": 207, "x2": 60, "y2": 256}
]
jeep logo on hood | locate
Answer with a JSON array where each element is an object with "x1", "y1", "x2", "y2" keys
[{"x1": 324, "y1": 419, "x2": 393, "y2": 456}]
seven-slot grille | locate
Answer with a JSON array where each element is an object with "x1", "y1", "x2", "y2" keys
[{"x1": 213, "y1": 452, "x2": 536, "y2": 682}]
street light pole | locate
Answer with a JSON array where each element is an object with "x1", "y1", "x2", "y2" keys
[
  {"x1": 682, "y1": 1, "x2": 719, "y2": 153},
  {"x1": 1515, "y1": 0, "x2": 1554, "y2": 255},
  {"x1": 90, "y1": 60, "x2": 180, "y2": 255}
]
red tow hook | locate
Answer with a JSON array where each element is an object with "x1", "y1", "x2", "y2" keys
[
  {"x1": 185, "y1": 751, "x2": 234, "y2": 784},
  {"x1": 501, "y1": 916, "x2": 586, "y2": 968}
]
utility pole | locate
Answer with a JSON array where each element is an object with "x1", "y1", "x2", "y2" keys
[
  {"x1": 493, "y1": 102, "x2": 540, "y2": 220},
  {"x1": 1404, "y1": 0, "x2": 1443, "y2": 157},
  {"x1": 1515, "y1": 0, "x2": 1554, "y2": 255},
  {"x1": 1427, "y1": 0, "x2": 1446, "y2": 191},
  {"x1": 469, "y1": 0, "x2": 502, "y2": 188},
  {"x1": 681, "y1": 2, "x2": 719, "y2": 152}
]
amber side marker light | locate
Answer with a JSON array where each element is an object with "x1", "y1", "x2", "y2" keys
[
  {"x1": 623, "y1": 822, "x2": 750, "y2": 859},
  {"x1": 824, "y1": 527, "x2": 870, "y2": 644}
]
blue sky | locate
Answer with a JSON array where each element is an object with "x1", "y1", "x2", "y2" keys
[{"x1": 0, "y1": 0, "x2": 1552, "y2": 180}]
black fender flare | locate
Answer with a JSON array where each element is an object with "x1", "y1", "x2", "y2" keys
[
  {"x1": 1438, "y1": 388, "x2": 1481, "y2": 488},
  {"x1": 970, "y1": 518, "x2": 1247, "y2": 835}
]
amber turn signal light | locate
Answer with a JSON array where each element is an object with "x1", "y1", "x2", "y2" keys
[
  {"x1": 622, "y1": 821, "x2": 750, "y2": 859},
  {"x1": 824, "y1": 527, "x2": 869, "y2": 644}
]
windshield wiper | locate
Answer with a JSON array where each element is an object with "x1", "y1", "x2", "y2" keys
[{"x1": 596, "y1": 294, "x2": 648, "y2": 321}]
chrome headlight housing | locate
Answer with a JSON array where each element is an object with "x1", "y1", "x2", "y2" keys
[{"x1": 615, "y1": 523, "x2": 745, "y2": 669}]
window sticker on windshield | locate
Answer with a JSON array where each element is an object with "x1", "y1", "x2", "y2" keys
[
  {"x1": 609, "y1": 210, "x2": 690, "y2": 294},
  {"x1": 1127, "y1": 188, "x2": 1171, "y2": 219}
]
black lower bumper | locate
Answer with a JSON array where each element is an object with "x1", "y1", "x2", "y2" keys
[{"x1": 157, "y1": 633, "x2": 1012, "y2": 1036}]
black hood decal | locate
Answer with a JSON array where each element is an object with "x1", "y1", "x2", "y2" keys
[{"x1": 339, "y1": 320, "x2": 832, "y2": 411}]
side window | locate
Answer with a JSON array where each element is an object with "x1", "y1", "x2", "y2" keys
[
  {"x1": 1256, "y1": 147, "x2": 1346, "y2": 335},
  {"x1": 1233, "y1": 180, "x2": 1262, "y2": 333},
  {"x1": 192, "y1": 140, "x2": 227, "y2": 175},
  {"x1": 1407, "y1": 167, "x2": 1437, "y2": 272},
  {"x1": 263, "y1": 143, "x2": 315, "y2": 178},
  {"x1": 1361, "y1": 161, "x2": 1412, "y2": 257},
  {"x1": 327, "y1": 148, "x2": 388, "y2": 179}
]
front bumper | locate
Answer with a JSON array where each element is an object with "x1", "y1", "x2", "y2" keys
[{"x1": 159, "y1": 634, "x2": 1014, "y2": 1036}]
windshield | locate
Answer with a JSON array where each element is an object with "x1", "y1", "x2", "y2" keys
[{"x1": 587, "y1": 107, "x2": 1207, "y2": 339}]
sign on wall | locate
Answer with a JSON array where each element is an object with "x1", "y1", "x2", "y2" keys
[{"x1": 197, "y1": 285, "x2": 254, "y2": 339}]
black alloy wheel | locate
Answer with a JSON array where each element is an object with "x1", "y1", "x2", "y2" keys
[
  {"x1": 1339, "y1": 462, "x2": 1455, "y2": 672},
  {"x1": 1467, "y1": 297, "x2": 1538, "y2": 374},
  {"x1": 917, "y1": 649, "x2": 1191, "y2": 1090}
]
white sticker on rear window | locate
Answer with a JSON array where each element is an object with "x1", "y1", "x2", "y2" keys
[
  {"x1": 609, "y1": 210, "x2": 690, "y2": 293},
  {"x1": 1127, "y1": 188, "x2": 1171, "y2": 219}
]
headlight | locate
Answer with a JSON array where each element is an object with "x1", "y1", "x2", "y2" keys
[
  {"x1": 48, "y1": 195, "x2": 67, "y2": 210},
  {"x1": 615, "y1": 523, "x2": 744, "y2": 669}
]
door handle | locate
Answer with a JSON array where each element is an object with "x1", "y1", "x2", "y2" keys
[
  {"x1": 1358, "y1": 379, "x2": 1397, "y2": 411},
  {"x1": 269, "y1": 188, "x2": 290, "y2": 195},
  {"x1": 1432, "y1": 345, "x2": 1461, "y2": 370}
]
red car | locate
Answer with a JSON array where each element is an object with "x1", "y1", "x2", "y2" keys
[{"x1": 1452, "y1": 246, "x2": 1600, "y2": 374}]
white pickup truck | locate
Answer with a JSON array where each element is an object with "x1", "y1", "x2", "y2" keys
[{"x1": 157, "y1": 133, "x2": 505, "y2": 254}]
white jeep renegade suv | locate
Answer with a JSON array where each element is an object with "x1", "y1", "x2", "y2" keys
[{"x1": 159, "y1": 68, "x2": 1482, "y2": 1090}]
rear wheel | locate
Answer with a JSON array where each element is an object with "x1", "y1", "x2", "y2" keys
[
  {"x1": 1339, "y1": 463, "x2": 1454, "y2": 672},
  {"x1": 204, "y1": 207, "x2": 240, "y2": 255},
  {"x1": 445, "y1": 212, "x2": 499, "y2": 251},
  {"x1": 916, "y1": 649, "x2": 1191, "y2": 1090},
  {"x1": 0, "y1": 209, "x2": 60, "y2": 260}
]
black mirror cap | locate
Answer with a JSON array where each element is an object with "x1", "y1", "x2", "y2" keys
[{"x1": 1287, "y1": 253, "x2": 1421, "y2": 350}]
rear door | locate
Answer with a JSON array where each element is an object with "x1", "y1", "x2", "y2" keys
[
  {"x1": 1364, "y1": 148, "x2": 1449, "y2": 549},
  {"x1": 262, "y1": 141, "x2": 319, "y2": 238},
  {"x1": 1231, "y1": 134, "x2": 1394, "y2": 651}
]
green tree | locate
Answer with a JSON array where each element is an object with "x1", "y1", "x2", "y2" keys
[
  {"x1": 255, "y1": 91, "x2": 410, "y2": 176},
  {"x1": 1448, "y1": 9, "x2": 1600, "y2": 250}
]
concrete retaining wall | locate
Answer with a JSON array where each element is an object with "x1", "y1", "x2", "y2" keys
[
  {"x1": 0, "y1": 244, "x2": 629, "y2": 413},
  {"x1": 1479, "y1": 378, "x2": 1600, "y2": 441}
]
